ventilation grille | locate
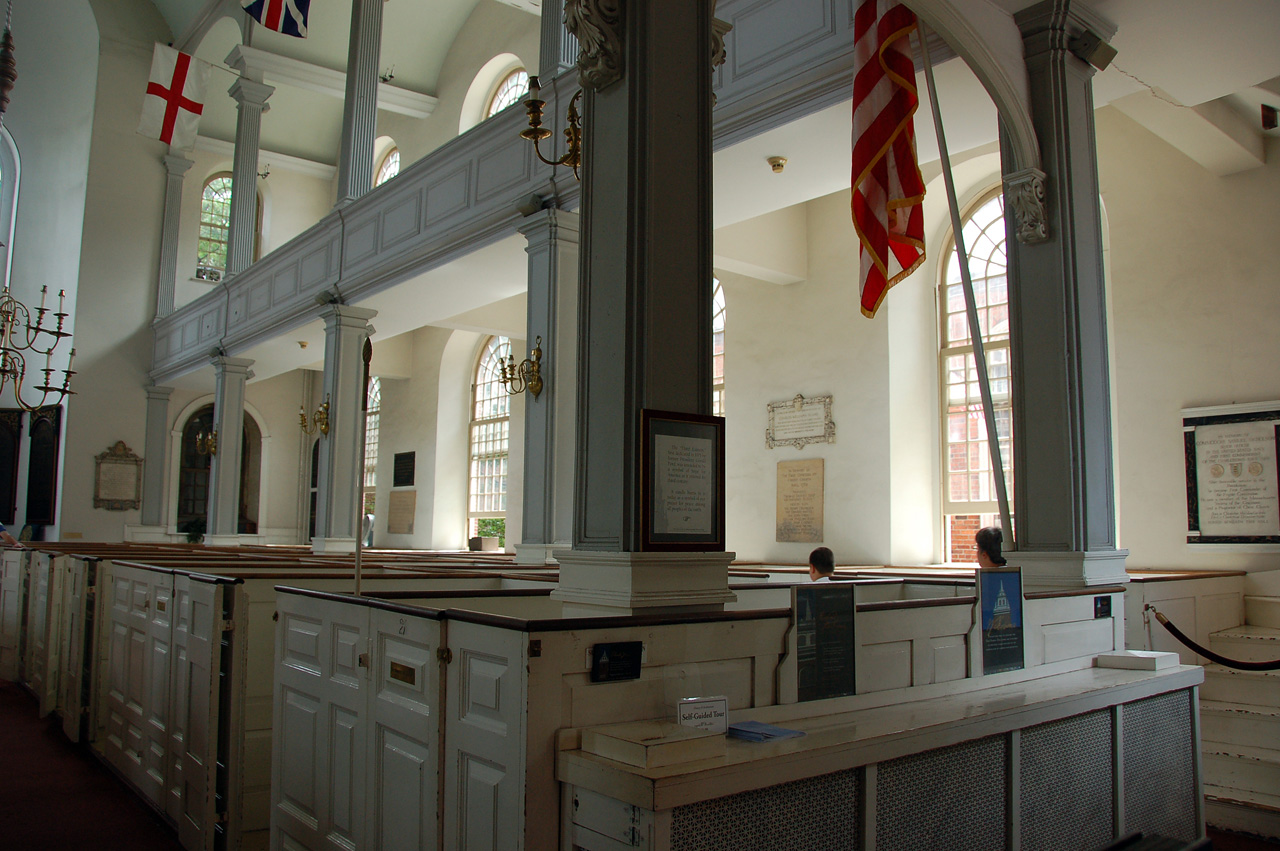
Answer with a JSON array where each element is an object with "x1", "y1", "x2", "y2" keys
[
  {"x1": 669, "y1": 766, "x2": 861, "y2": 851},
  {"x1": 1022, "y1": 709, "x2": 1114, "y2": 851},
  {"x1": 876, "y1": 735, "x2": 1006, "y2": 851},
  {"x1": 1124, "y1": 690, "x2": 1197, "y2": 842}
]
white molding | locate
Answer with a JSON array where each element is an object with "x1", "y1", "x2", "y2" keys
[
  {"x1": 227, "y1": 44, "x2": 438, "y2": 119},
  {"x1": 195, "y1": 135, "x2": 336, "y2": 180}
]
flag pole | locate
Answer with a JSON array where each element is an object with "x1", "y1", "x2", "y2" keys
[
  {"x1": 917, "y1": 19, "x2": 1015, "y2": 548},
  {"x1": 353, "y1": 337, "x2": 373, "y2": 596}
]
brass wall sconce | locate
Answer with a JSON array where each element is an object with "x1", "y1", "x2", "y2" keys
[
  {"x1": 520, "y1": 76, "x2": 583, "y2": 179},
  {"x1": 500, "y1": 336, "x2": 543, "y2": 398},
  {"x1": 300, "y1": 394, "x2": 331, "y2": 436},
  {"x1": 196, "y1": 429, "x2": 218, "y2": 456}
]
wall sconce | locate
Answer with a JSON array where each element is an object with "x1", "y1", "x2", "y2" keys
[
  {"x1": 500, "y1": 336, "x2": 543, "y2": 398},
  {"x1": 300, "y1": 394, "x2": 330, "y2": 436},
  {"x1": 520, "y1": 76, "x2": 582, "y2": 179},
  {"x1": 196, "y1": 429, "x2": 218, "y2": 456}
]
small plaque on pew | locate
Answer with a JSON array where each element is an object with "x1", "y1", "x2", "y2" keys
[
  {"x1": 389, "y1": 661, "x2": 417, "y2": 685},
  {"x1": 590, "y1": 641, "x2": 643, "y2": 683}
]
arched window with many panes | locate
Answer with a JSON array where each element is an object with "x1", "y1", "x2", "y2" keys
[
  {"x1": 364, "y1": 376, "x2": 381, "y2": 515},
  {"x1": 469, "y1": 337, "x2": 511, "y2": 544},
  {"x1": 939, "y1": 190, "x2": 1013, "y2": 562},
  {"x1": 197, "y1": 173, "x2": 260, "y2": 282},
  {"x1": 374, "y1": 149, "x2": 400, "y2": 187},
  {"x1": 713, "y1": 279, "x2": 726, "y2": 416},
  {"x1": 487, "y1": 69, "x2": 529, "y2": 118}
]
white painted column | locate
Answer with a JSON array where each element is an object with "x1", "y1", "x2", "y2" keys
[
  {"x1": 206, "y1": 356, "x2": 254, "y2": 544},
  {"x1": 333, "y1": 0, "x2": 384, "y2": 205},
  {"x1": 539, "y1": 2, "x2": 578, "y2": 79},
  {"x1": 224, "y1": 67, "x2": 273, "y2": 278},
  {"x1": 1001, "y1": 0, "x2": 1127, "y2": 588},
  {"x1": 515, "y1": 209, "x2": 579, "y2": 565},
  {"x1": 313, "y1": 304, "x2": 377, "y2": 553},
  {"x1": 551, "y1": 0, "x2": 735, "y2": 615},
  {"x1": 155, "y1": 152, "x2": 193, "y2": 319},
  {"x1": 140, "y1": 385, "x2": 173, "y2": 529}
]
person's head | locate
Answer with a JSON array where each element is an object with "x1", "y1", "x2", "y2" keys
[
  {"x1": 808, "y1": 546, "x2": 835, "y2": 581},
  {"x1": 975, "y1": 526, "x2": 1007, "y2": 567}
]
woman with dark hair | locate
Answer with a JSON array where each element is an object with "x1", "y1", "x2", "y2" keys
[{"x1": 975, "y1": 526, "x2": 1006, "y2": 567}]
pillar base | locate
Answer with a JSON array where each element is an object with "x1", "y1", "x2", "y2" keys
[
  {"x1": 514, "y1": 543, "x2": 568, "y2": 566},
  {"x1": 551, "y1": 550, "x2": 737, "y2": 617},
  {"x1": 311, "y1": 536, "x2": 358, "y2": 555},
  {"x1": 1015, "y1": 549, "x2": 1130, "y2": 590}
]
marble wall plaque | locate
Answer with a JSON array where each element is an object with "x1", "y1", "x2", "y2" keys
[
  {"x1": 776, "y1": 458, "x2": 824, "y2": 542},
  {"x1": 1194, "y1": 421, "x2": 1280, "y2": 536},
  {"x1": 766, "y1": 394, "x2": 835, "y2": 450},
  {"x1": 387, "y1": 489, "x2": 416, "y2": 534},
  {"x1": 94, "y1": 441, "x2": 142, "y2": 510}
]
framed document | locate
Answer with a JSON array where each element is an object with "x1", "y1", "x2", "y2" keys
[
  {"x1": 1183, "y1": 401, "x2": 1280, "y2": 545},
  {"x1": 979, "y1": 566, "x2": 1024, "y2": 675},
  {"x1": 792, "y1": 583, "x2": 856, "y2": 702},
  {"x1": 640, "y1": 409, "x2": 725, "y2": 551},
  {"x1": 94, "y1": 441, "x2": 143, "y2": 511}
]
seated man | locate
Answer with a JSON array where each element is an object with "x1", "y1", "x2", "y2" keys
[
  {"x1": 0, "y1": 522, "x2": 24, "y2": 548},
  {"x1": 808, "y1": 546, "x2": 835, "y2": 582}
]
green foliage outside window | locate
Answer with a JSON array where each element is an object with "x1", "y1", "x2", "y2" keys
[{"x1": 476, "y1": 517, "x2": 505, "y2": 547}]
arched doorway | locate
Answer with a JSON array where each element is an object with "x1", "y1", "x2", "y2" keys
[{"x1": 176, "y1": 405, "x2": 261, "y2": 536}]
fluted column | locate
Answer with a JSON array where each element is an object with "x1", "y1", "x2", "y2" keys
[
  {"x1": 140, "y1": 385, "x2": 173, "y2": 528},
  {"x1": 206, "y1": 356, "x2": 253, "y2": 544},
  {"x1": 155, "y1": 152, "x2": 193, "y2": 319},
  {"x1": 1001, "y1": 0, "x2": 1126, "y2": 588},
  {"x1": 334, "y1": 0, "x2": 384, "y2": 205},
  {"x1": 539, "y1": 2, "x2": 578, "y2": 79},
  {"x1": 225, "y1": 75, "x2": 273, "y2": 277},
  {"x1": 515, "y1": 209, "x2": 579, "y2": 565},
  {"x1": 313, "y1": 304, "x2": 377, "y2": 553}
]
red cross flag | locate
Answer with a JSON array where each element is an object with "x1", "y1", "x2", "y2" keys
[
  {"x1": 137, "y1": 44, "x2": 209, "y2": 150},
  {"x1": 851, "y1": 0, "x2": 926, "y2": 318}
]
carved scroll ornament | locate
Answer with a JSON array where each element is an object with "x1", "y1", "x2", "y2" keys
[
  {"x1": 565, "y1": 0, "x2": 624, "y2": 91},
  {"x1": 1004, "y1": 168, "x2": 1049, "y2": 244}
]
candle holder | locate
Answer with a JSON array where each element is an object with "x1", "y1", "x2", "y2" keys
[
  {"x1": 0, "y1": 286, "x2": 76, "y2": 412},
  {"x1": 519, "y1": 76, "x2": 583, "y2": 179}
]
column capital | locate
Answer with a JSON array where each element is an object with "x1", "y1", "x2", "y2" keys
[
  {"x1": 517, "y1": 207, "x2": 581, "y2": 247},
  {"x1": 1014, "y1": 0, "x2": 1117, "y2": 62},
  {"x1": 319, "y1": 303, "x2": 378, "y2": 328},
  {"x1": 145, "y1": 384, "x2": 174, "y2": 402},
  {"x1": 162, "y1": 152, "x2": 194, "y2": 177},
  {"x1": 228, "y1": 76, "x2": 274, "y2": 110},
  {"x1": 211, "y1": 355, "x2": 255, "y2": 377}
]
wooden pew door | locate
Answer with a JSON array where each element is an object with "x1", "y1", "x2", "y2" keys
[{"x1": 0, "y1": 549, "x2": 20, "y2": 679}]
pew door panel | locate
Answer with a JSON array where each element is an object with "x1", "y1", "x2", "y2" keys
[
  {"x1": 60, "y1": 556, "x2": 86, "y2": 741},
  {"x1": 39, "y1": 554, "x2": 65, "y2": 717},
  {"x1": 366, "y1": 609, "x2": 442, "y2": 851},
  {"x1": 272, "y1": 592, "x2": 371, "y2": 851},
  {"x1": 25, "y1": 554, "x2": 50, "y2": 700},
  {"x1": 443, "y1": 620, "x2": 528, "y2": 851},
  {"x1": 168, "y1": 573, "x2": 225, "y2": 851},
  {"x1": 0, "y1": 549, "x2": 19, "y2": 679}
]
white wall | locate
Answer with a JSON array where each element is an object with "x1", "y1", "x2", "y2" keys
[{"x1": 1098, "y1": 109, "x2": 1280, "y2": 570}]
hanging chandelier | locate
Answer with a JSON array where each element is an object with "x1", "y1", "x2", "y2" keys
[{"x1": 0, "y1": 285, "x2": 76, "y2": 411}]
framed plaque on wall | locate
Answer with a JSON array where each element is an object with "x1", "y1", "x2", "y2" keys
[{"x1": 639, "y1": 409, "x2": 725, "y2": 551}]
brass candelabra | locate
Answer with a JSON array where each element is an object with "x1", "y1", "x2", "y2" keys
[
  {"x1": 300, "y1": 394, "x2": 331, "y2": 436},
  {"x1": 0, "y1": 286, "x2": 76, "y2": 412},
  {"x1": 500, "y1": 336, "x2": 543, "y2": 398},
  {"x1": 519, "y1": 76, "x2": 583, "y2": 179},
  {"x1": 196, "y1": 429, "x2": 218, "y2": 456}
]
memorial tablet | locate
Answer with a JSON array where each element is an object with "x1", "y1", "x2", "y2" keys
[
  {"x1": 979, "y1": 567, "x2": 1024, "y2": 675},
  {"x1": 387, "y1": 489, "x2": 416, "y2": 534},
  {"x1": 792, "y1": 583, "x2": 855, "y2": 702},
  {"x1": 766, "y1": 394, "x2": 835, "y2": 450},
  {"x1": 94, "y1": 441, "x2": 142, "y2": 510},
  {"x1": 640, "y1": 409, "x2": 725, "y2": 551},
  {"x1": 776, "y1": 458, "x2": 824, "y2": 542},
  {"x1": 1184, "y1": 401, "x2": 1280, "y2": 545},
  {"x1": 393, "y1": 451, "x2": 416, "y2": 487}
]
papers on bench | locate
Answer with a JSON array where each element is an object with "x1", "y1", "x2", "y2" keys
[{"x1": 727, "y1": 720, "x2": 805, "y2": 743}]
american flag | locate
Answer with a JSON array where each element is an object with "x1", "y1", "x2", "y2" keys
[
  {"x1": 851, "y1": 0, "x2": 926, "y2": 318},
  {"x1": 242, "y1": 0, "x2": 310, "y2": 39}
]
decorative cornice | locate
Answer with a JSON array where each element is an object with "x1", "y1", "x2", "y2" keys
[
  {"x1": 1004, "y1": 168, "x2": 1050, "y2": 244},
  {"x1": 711, "y1": 1, "x2": 731, "y2": 73},
  {"x1": 565, "y1": 0, "x2": 624, "y2": 91}
]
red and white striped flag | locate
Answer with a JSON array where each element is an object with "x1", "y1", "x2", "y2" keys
[
  {"x1": 137, "y1": 44, "x2": 208, "y2": 150},
  {"x1": 851, "y1": 0, "x2": 926, "y2": 318}
]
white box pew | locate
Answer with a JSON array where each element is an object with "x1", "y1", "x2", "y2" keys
[{"x1": 0, "y1": 547, "x2": 29, "y2": 680}]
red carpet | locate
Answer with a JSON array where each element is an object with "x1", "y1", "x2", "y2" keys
[{"x1": 0, "y1": 680, "x2": 183, "y2": 850}]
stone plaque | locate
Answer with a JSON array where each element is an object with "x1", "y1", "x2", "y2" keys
[
  {"x1": 387, "y1": 489, "x2": 416, "y2": 534},
  {"x1": 1194, "y1": 421, "x2": 1280, "y2": 537},
  {"x1": 766, "y1": 394, "x2": 835, "y2": 450},
  {"x1": 776, "y1": 458, "x2": 824, "y2": 543},
  {"x1": 94, "y1": 441, "x2": 142, "y2": 510}
]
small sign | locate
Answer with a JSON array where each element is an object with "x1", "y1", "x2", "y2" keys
[
  {"x1": 1094, "y1": 595, "x2": 1112, "y2": 619},
  {"x1": 980, "y1": 567, "x2": 1025, "y2": 675},
  {"x1": 678, "y1": 696, "x2": 728, "y2": 733},
  {"x1": 793, "y1": 583, "x2": 856, "y2": 702},
  {"x1": 590, "y1": 641, "x2": 644, "y2": 683},
  {"x1": 393, "y1": 451, "x2": 416, "y2": 487},
  {"x1": 388, "y1": 661, "x2": 417, "y2": 686}
]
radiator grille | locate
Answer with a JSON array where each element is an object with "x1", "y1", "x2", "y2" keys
[
  {"x1": 669, "y1": 767, "x2": 862, "y2": 851},
  {"x1": 876, "y1": 735, "x2": 1006, "y2": 851},
  {"x1": 1124, "y1": 689, "x2": 1197, "y2": 842},
  {"x1": 1022, "y1": 710, "x2": 1114, "y2": 851}
]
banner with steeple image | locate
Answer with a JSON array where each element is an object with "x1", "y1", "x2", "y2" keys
[{"x1": 979, "y1": 567, "x2": 1024, "y2": 675}]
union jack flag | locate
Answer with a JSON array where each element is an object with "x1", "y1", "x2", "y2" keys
[
  {"x1": 242, "y1": 0, "x2": 310, "y2": 38},
  {"x1": 851, "y1": 0, "x2": 926, "y2": 318}
]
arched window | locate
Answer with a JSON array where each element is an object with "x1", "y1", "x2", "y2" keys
[
  {"x1": 197, "y1": 173, "x2": 261, "y2": 281},
  {"x1": 374, "y1": 148, "x2": 400, "y2": 187},
  {"x1": 487, "y1": 69, "x2": 529, "y2": 118},
  {"x1": 939, "y1": 190, "x2": 1013, "y2": 561},
  {"x1": 712, "y1": 279, "x2": 726, "y2": 417},
  {"x1": 469, "y1": 336, "x2": 511, "y2": 543},
  {"x1": 0, "y1": 128, "x2": 19, "y2": 292},
  {"x1": 364, "y1": 376, "x2": 381, "y2": 514}
]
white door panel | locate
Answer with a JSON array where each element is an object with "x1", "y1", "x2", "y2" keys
[
  {"x1": 0, "y1": 550, "x2": 20, "y2": 679},
  {"x1": 171, "y1": 574, "x2": 224, "y2": 851},
  {"x1": 60, "y1": 556, "x2": 86, "y2": 742},
  {"x1": 40, "y1": 555, "x2": 65, "y2": 717}
]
